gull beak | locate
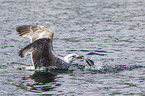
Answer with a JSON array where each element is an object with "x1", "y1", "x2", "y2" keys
[
  {"x1": 76, "y1": 55, "x2": 94, "y2": 67},
  {"x1": 76, "y1": 55, "x2": 84, "y2": 59}
]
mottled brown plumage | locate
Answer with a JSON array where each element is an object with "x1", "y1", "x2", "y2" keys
[
  {"x1": 16, "y1": 25, "x2": 72, "y2": 70},
  {"x1": 16, "y1": 25, "x2": 94, "y2": 71},
  {"x1": 16, "y1": 25, "x2": 53, "y2": 42},
  {"x1": 18, "y1": 38, "x2": 68, "y2": 70}
]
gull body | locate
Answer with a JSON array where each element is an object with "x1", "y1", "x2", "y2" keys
[{"x1": 16, "y1": 25, "x2": 94, "y2": 71}]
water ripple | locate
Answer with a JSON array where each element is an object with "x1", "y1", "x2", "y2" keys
[{"x1": 1, "y1": 0, "x2": 145, "y2": 95}]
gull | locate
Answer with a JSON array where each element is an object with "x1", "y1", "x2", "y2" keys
[{"x1": 16, "y1": 25, "x2": 94, "y2": 71}]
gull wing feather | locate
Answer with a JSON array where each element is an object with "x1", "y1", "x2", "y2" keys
[
  {"x1": 16, "y1": 25, "x2": 54, "y2": 42},
  {"x1": 19, "y1": 38, "x2": 54, "y2": 69}
]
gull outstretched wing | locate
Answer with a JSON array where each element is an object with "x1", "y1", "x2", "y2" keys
[
  {"x1": 16, "y1": 25, "x2": 53, "y2": 42},
  {"x1": 18, "y1": 38, "x2": 54, "y2": 69}
]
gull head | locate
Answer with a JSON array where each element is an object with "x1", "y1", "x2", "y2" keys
[
  {"x1": 63, "y1": 54, "x2": 83, "y2": 63},
  {"x1": 63, "y1": 54, "x2": 94, "y2": 67}
]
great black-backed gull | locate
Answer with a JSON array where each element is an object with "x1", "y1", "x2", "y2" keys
[{"x1": 16, "y1": 25, "x2": 94, "y2": 71}]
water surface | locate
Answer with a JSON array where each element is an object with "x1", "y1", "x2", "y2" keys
[{"x1": 1, "y1": 0, "x2": 145, "y2": 95}]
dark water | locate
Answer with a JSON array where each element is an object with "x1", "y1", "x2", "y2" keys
[{"x1": 1, "y1": 0, "x2": 145, "y2": 95}]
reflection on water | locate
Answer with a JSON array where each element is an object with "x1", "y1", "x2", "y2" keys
[
  {"x1": 16, "y1": 70, "x2": 74, "y2": 93},
  {"x1": 16, "y1": 71, "x2": 58, "y2": 92},
  {"x1": 30, "y1": 72, "x2": 56, "y2": 84},
  {"x1": 15, "y1": 64, "x2": 144, "y2": 94}
]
